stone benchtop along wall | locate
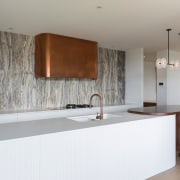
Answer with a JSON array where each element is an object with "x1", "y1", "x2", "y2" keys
[{"x1": 0, "y1": 31, "x2": 125, "y2": 111}]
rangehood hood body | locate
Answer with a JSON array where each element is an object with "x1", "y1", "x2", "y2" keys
[{"x1": 35, "y1": 33, "x2": 98, "y2": 79}]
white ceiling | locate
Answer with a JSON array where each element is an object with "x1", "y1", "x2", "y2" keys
[{"x1": 1, "y1": 0, "x2": 180, "y2": 53}]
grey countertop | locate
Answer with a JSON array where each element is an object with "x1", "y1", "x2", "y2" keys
[{"x1": 0, "y1": 112, "x2": 155, "y2": 141}]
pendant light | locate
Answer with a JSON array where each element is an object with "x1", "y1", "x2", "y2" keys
[{"x1": 156, "y1": 29, "x2": 179, "y2": 69}]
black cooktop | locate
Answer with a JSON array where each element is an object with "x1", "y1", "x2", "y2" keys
[{"x1": 66, "y1": 104, "x2": 91, "y2": 109}]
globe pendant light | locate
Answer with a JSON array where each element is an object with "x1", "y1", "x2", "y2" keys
[{"x1": 156, "y1": 29, "x2": 179, "y2": 69}]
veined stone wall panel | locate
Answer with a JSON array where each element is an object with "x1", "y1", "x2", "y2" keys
[{"x1": 0, "y1": 31, "x2": 125, "y2": 110}]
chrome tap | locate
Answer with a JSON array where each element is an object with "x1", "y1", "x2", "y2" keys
[{"x1": 89, "y1": 94, "x2": 103, "y2": 120}]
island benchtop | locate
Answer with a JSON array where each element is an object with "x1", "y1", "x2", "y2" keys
[
  {"x1": 0, "y1": 111, "x2": 163, "y2": 141},
  {"x1": 128, "y1": 105, "x2": 180, "y2": 116}
]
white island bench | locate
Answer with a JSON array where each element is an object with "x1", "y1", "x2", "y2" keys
[{"x1": 0, "y1": 105, "x2": 176, "y2": 180}]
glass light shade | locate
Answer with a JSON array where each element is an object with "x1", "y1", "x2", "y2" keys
[
  {"x1": 168, "y1": 60, "x2": 180, "y2": 69},
  {"x1": 174, "y1": 60, "x2": 179, "y2": 68},
  {"x1": 156, "y1": 58, "x2": 167, "y2": 69}
]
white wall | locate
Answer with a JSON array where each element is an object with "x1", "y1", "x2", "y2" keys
[
  {"x1": 144, "y1": 61, "x2": 156, "y2": 102},
  {"x1": 156, "y1": 50, "x2": 167, "y2": 105},
  {"x1": 125, "y1": 48, "x2": 144, "y2": 106},
  {"x1": 167, "y1": 51, "x2": 180, "y2": 105},
  {"x1": 156, "y1": 68, "x2": 167, "y2": 105},
  {"x1": 156, "y1": 50, "x2": 180, "y2": 105}
]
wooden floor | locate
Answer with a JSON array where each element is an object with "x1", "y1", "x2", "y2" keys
[{"x1": 148, "y1": 154, "x2": 180, "y2": 180}]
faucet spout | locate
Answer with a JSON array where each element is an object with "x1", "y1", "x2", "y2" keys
[{"x1": 89, "y1": 94, "x2": 103, "y2": 120}]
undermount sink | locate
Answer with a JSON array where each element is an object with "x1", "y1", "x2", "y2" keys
[{"x1": 67, "y1": 113, "x2": 121, "y2": 122}]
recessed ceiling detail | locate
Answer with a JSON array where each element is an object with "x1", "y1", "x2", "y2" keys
[{"x1": 96, "y1": 6, "x2": 102, "y2": 9}]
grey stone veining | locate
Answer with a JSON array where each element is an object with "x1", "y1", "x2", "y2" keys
[{"x1": 0, "y1": 31, "x2": 125, "y2": 111}]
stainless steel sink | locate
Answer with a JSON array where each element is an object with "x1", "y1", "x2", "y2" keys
[{"x1": 67, "y1": 113, "x2": 121, "y2": 122}]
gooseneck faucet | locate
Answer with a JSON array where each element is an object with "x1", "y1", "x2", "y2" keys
[{"x1": 89, "y1": 94, "x2": 103, "y2": 120}]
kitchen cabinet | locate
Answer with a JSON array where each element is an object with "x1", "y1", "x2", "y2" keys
[
  {"x1": 143, "y1": 101, "x2": 157, "y2": 107},
  {"x1": 35, "y1": 33, "x2": 98, "y2": 79},
  {"x1": 0, "y1": 113, "x2": 175, "y2": 180},
  {"x1": 128, "y1": 105, "x2": 180, "y2": 152}
]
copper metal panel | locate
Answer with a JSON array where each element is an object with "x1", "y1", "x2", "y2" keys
[{"x1": 35, "y1": 33, "x2": 98, "y2": 79}]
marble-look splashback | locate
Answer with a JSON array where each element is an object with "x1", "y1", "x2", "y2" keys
[{"x1": 0, "y1": 31, "x2": 125, "y2": 111}]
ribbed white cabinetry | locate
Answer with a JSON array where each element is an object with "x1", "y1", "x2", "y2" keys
[{"x1": 0, "y1": 115, "x2": 175, "y2": 180}]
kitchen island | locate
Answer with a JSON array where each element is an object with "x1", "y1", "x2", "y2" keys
[
  {"x1": 0, "y1": 107, "x2": 176, "y2": 180},
  {"x1": 128, "y1": 105, "x2": 180, "y2": 151}
]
